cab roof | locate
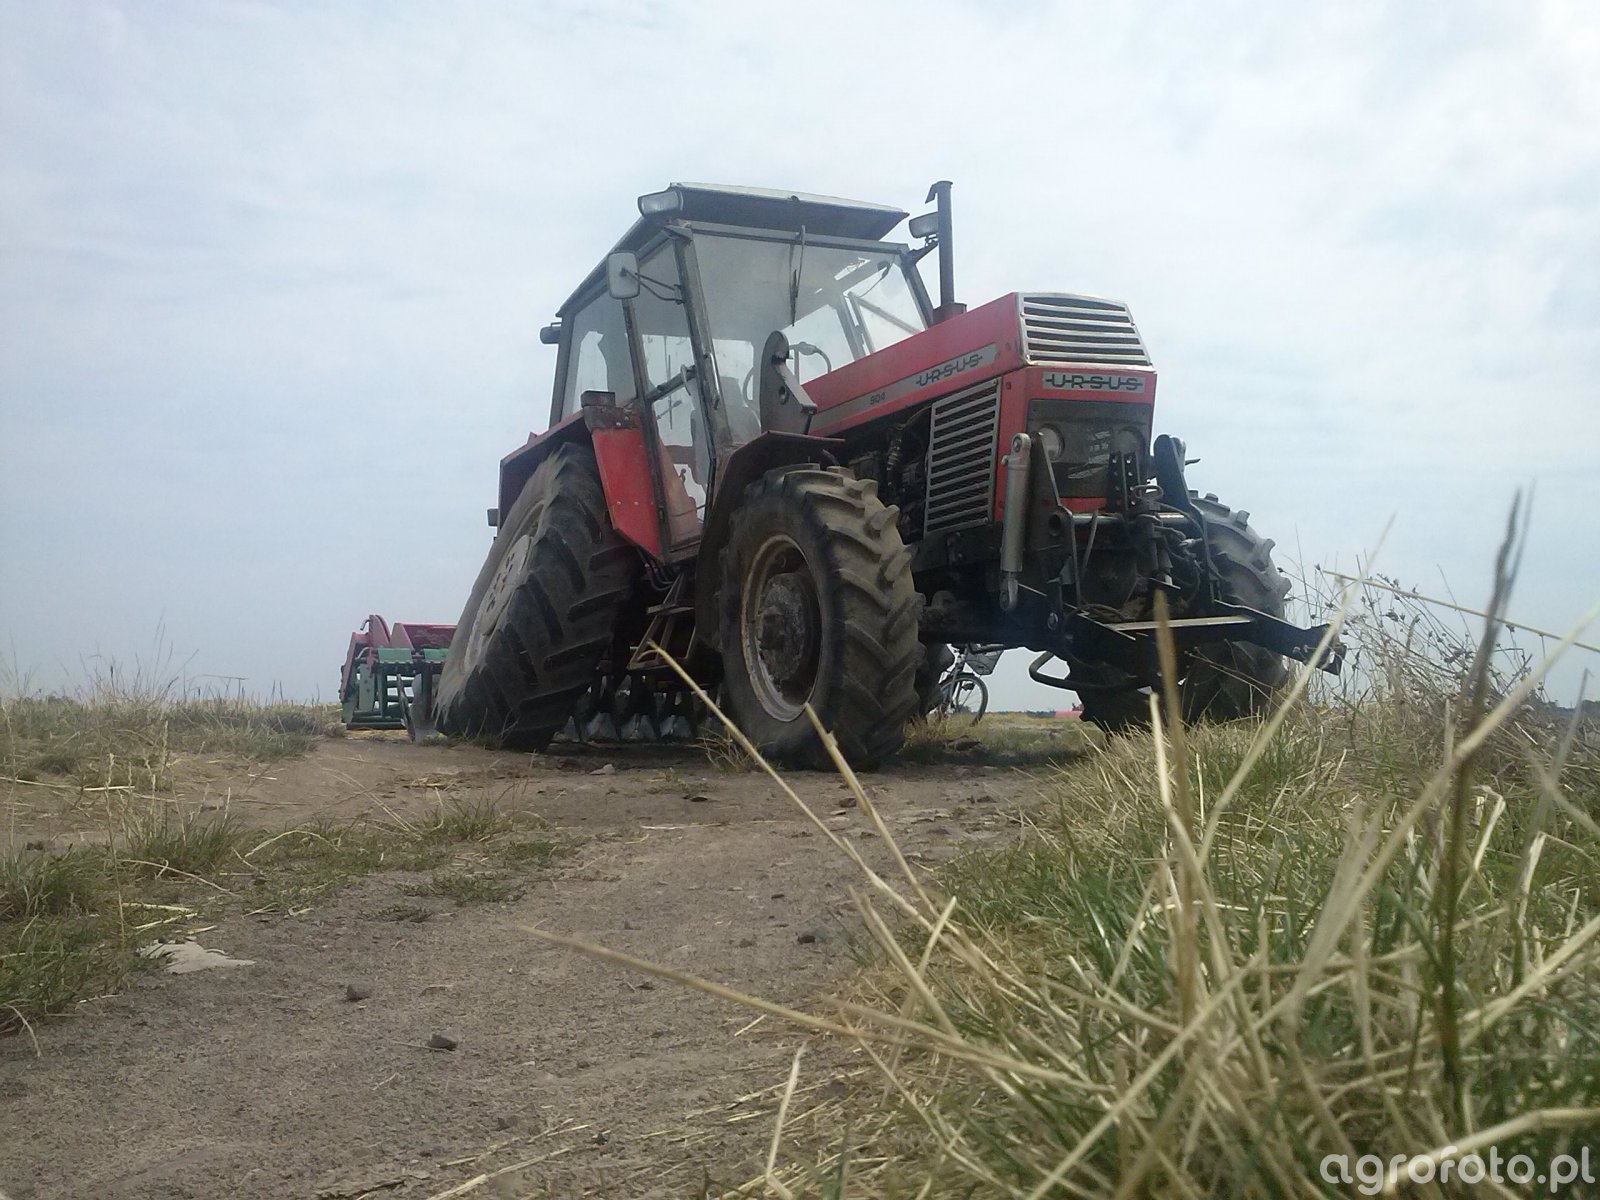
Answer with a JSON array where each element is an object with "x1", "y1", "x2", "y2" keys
[
  {"x1": 641, "y1": 183, "x2": 909, "y2": 241},
  {"x1": 558, "y1": 183, "x2": 911, "y2": 316}
]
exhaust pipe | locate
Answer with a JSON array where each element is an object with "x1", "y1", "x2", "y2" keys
[{"x1": 912, "y1": 181, "x2": 966, "y2": 324}]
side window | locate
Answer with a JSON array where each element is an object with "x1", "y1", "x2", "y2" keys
[
  {"x1": 632, "y1": 245, "x2": 695, "y2": 390},
  {"x1": 561, "y1": 294, "x2": 634, "y2": 418}
]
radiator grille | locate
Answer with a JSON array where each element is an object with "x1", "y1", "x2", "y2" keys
[
  {"x1": 923, "y1": 380, "x2": 1001, "y2": 536},
  {"x1": 1020, "y1": 293, "x2": 1151, "y2": 367}
]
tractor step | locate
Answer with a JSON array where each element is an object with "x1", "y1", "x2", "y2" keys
[{"x1": 627, "y1": 576, "x2": 695, "y2": 672}]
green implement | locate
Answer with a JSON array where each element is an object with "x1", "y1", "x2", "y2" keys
[{"x1": 339, "y1": 615, "x2": 454, "y2": 732}]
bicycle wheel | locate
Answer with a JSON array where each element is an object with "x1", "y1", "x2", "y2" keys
[{"x1": 947, "y1": 673, "x2": 989, "y2": 726}]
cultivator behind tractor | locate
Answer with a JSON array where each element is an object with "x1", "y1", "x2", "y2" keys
[{"x1": 339, "y1": 615, "x2": 454, "y2": 731}]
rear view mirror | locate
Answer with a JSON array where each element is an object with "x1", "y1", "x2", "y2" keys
[{"x1": 606, "y1": 252, "x2": 640, "y2": 301}]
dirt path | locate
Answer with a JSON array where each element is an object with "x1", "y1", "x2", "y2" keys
[{"x1": 1, "y1": 735, "x2": 1068, "y2": 1199}]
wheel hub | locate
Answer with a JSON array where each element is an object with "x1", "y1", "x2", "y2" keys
[
  {"x1": 740, "y1": 536, "x2": 822, "y2": 721},
  {"x1": 756, "y1": 572, "x2": 818, "y2": 686}
]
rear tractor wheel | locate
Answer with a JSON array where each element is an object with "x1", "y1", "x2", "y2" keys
[
  {"x1": 1080, "y1": 495, "x2": 1292, "y2": 733},
  {"x1": 435, "y1": 442, "x2": 640, "y2": 750},
  {"x1": 718, "y1": 466, "x2": 922, "y2": 768}
]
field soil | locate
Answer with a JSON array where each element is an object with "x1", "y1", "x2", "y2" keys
[{"x1": 1, "y1": 729, "x2": 1081, "y2": 1199}]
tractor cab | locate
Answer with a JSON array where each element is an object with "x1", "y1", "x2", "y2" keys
[{"x1": 536, "y1": 185, "x2": 934, "y2": 553}]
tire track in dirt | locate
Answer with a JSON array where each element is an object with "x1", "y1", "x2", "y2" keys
[{"x1": 1, "y1": 735, "x2": 1062, "y2": 1198}]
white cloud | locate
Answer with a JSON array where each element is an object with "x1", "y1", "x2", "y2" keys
[{"x1": 1, "y1": 0, "x2": 1595, "y2": 702}]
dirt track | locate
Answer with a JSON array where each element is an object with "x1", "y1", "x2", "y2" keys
[{"x1": 1, "y1": 734, "x2": 1076, "y2": 1199}]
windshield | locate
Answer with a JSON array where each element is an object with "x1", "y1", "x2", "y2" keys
[{"x1": 693, "y1": 234, "x2": 926, "y2": 443}]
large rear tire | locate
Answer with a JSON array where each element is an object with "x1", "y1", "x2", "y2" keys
[
  {"x1": 1080, "y1": 495, "x2": 1291, "y2": 733},
  {"x1": 436, "y1": 442, "x2": 640, "y2": 750},
  {"x1": 718, "y1": 466, "x2": 921, "y2": 768}
]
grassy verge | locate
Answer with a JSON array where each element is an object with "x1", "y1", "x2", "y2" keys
[
  {"x1": 1, "y1": 693, "x2": 337, "y2": 792},
  {"x1": 761, "y1": 559, "x2": 1597, "y2": 1192},
  {"x1": 1, "y1": 799, "x2": 575, "y2": 1038},
  {"x1": 809, "y1": 704, "x2": 1597, "y2": 1195}
]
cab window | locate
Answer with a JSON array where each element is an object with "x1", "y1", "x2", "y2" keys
[{"x1": 561, "y1": 294, "x2": 634, "y2": 418}]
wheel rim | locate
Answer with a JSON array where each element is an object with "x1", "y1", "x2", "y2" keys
[
  {"x1": 739, "y1": 534, "x2": 822, "y2": 721},
  {"x1": 470, "y1": 533, "x2": 533, "y2": 663}
]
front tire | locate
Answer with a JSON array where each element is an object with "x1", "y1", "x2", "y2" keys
[
  {"x1": 435, "y1": 442, "x2": 640, "y2": 750},
  {"x1": 718, "y1": 466, "x2": 921, "y2": 768},
  {"x1": 1080, "y1": 495, "x2": 1291, "y2": 732}
]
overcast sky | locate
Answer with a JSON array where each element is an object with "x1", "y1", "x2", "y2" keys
[{"x1": 2, "y1": 0, "x2": 1597, "y2": 707}]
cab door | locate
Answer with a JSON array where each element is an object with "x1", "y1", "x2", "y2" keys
[{"x1": 627, "y1": 242, "x2": 712, "y2": 554}]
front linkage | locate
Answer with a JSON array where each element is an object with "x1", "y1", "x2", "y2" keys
[{"x1": 996, "y1": 432, "x2": 1342, "y2": 702}]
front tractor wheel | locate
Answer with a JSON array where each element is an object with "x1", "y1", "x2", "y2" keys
[
  {"x1": 435, "y1": 442, "x2": 640, "y2": 750},
  {"x1": 719, "y1": 467, "x2": 921, "y2": 769},
  {"x1": 1081, "y1": 495, "x2": 1293, "y2": 733}
]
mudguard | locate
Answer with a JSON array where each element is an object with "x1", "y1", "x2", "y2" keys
[
  {"x1": 496, "y1": 412, "x2": 587, "y2": 525},
  {"x1": 497, "y1": 405, "x2": 663, "y2": 559}
]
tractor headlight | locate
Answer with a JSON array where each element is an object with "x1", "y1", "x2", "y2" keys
[{"x1": 1036, "y1": 424, "x2": 1065, "y2": 461}]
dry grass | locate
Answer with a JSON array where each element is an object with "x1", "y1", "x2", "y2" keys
[
  {"x1": 1, "y1": 667, "x2": 336, "y2": 793},
  {"x1": 524, "y1": 525, "x2": 1600, "y2": 1197}
]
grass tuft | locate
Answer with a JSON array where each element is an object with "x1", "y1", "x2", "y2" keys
[
  {"x1": 404, "y1": 870, "x2": 526, "y2": 904},
  {"x1": 420, "y1": 797, "x2": 515, "y2": 843},
  {"x1": 116, "y1": 809, "x2": 244, "y2": 879},
  {"x1": 0, "y1": 849, "x2": 108, "y2": 922}
]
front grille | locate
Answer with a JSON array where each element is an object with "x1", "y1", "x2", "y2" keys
[
  {"x1": 1020, "y1": 293, "x2": 1151, "y2": 367},
  {"x1": 923, "y1": 379, "x2": 1001, "y2": 535}
]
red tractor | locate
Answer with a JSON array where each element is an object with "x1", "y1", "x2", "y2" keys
[{"x1": 429, "y1": 182, "x2": 1338, "y2": 766}]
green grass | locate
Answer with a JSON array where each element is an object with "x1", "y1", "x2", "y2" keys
[
  {"x1": 896, "y1": 710, "x2": 1095, "y2": 767},
  {"x1": 419, "y1": 796, "x2": 516, "y2": 843},
  {"x1": 732, "y1": 540, "x2": 1600, "y2": 1194},
  {"x1": 403, "y1": 869, "x2": 527, "y2": 904},
  {"x1": 118, "y1": 808, "x2": 246, "y2": 878},
  {"x1": 0, "y1": 847, "x2": 108, "y2": 922},
  {"x1": 0, "y1": 665, "x2": 579, "y2": 1038},
  {"x1": 715, "y1": 683, "x2": 1600, "y2": 1196},
  {"x1": 0, "y1": 915, "x2": 136, "y2": 1037}
]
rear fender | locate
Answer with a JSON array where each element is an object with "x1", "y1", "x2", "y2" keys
[
  {"x1": 496, "y1": 409, "x2": 663, "y2": 558},
  {"x1": 496, "y1": 413, "x2": 587, "y2": 523},
  {"x1": 692, "y1": 431, "x2": 842, "y2": 653}
]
